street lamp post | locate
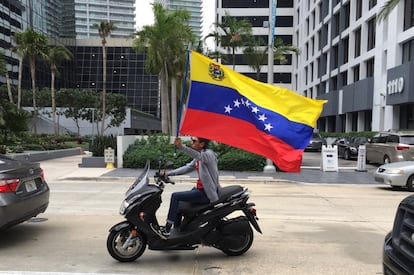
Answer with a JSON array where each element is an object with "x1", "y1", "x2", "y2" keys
[{"x1": 263, "y1": 0, "x2": 276, "y2": 173}]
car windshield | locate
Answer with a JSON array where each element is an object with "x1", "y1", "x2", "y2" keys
[
  {"x1": 400, "y1": 136, "x2": 414, "y2": 145},
  {"x1": 312, "y1": 133, "x2": 321, "y2": 138}
]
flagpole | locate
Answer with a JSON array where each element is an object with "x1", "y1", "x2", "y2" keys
[
  {"x1": 174, "y1": 47, "x2": 191, "y2": 155},
  {"x1": 264, "y1": 0, "x2": 277, "y2": 173}
]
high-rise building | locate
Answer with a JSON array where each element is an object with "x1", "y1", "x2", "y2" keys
[
  {"x1": 216, "y1": 0, "x2": 295, "y2": 90},
  {"x1": 0, "y1": 0, "x2": 161, "y2": 133},
  {"x1": 72, "y1": 0, "x2": 135, "y2": 38},
  {"x1": 156, "y1": 0, "x2": 203, "y2": 41},
  {"x1": 294, "y1": 0, "x2": 414, "y2": 132}
]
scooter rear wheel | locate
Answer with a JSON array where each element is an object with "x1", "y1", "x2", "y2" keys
[
  {"x1": 221, "y1": 226, "x2": 254, "y2": 256},
  {"x1": 107, "y1": 226, "x2": 146, "y2": 262}
]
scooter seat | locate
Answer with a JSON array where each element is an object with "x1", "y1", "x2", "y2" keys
[{"x1": 179, "y1": 185, "x2": 243, "y2": 215}]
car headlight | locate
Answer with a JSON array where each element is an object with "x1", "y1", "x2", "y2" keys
[
  {"x1": 385, "y1": 169, "x2": 404, "y2": 174},
  {"x1": 119, "y1": 200, "x2": 130, "y2": 215},
  {"x1": 350, "y1": 147, "x2": 357, "y2": 152}
]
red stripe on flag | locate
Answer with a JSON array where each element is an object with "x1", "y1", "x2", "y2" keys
[{"x1": 180, "y1": 109, "x2": 303, "y2": 172}]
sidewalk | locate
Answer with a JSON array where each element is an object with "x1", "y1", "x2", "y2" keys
[{"x1": 42, "y1": 155, "x2": 378, "y2": 185}]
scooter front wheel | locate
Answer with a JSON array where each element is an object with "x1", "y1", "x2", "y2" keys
[{"x1": 107, "y1": 224, "x2": 147, "y2": 262}]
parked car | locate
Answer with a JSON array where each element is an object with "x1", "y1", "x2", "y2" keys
[
  {"x1": 383, "y1": 194, "x2": 414, "y2": 274},
  {"x1": 0, "y1": 155, "x2": 49, "y2": 230},
  {"x1": 366, "y1": 131, "x2": 414, "y2": 164},
  {"x1": 374, "y1": 161, "x2": 414, "y2": 191},
  {"x1": 333, "y1": 136, "x2": 368, "y2": 160},
  {"x1": 305, "y1": 132, "x2": 326, "y2": 152}
]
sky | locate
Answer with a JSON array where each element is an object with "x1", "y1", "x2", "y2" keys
[{"x1": 135, "y1": 0, "x2": 215, "y2": 38}]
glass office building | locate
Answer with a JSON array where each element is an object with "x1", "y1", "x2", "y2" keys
[{"x1": 0, "y1": 0, "x2": 160, "y2": 129}]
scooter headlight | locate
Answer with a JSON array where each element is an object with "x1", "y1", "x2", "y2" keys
[{"x1": 119, "y1": 200, "x2": 130, "y2": 215}]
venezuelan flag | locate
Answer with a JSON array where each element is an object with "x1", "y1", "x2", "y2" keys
[{"x1": 180, "y1": 51, "x2": 326, "y2": 172}]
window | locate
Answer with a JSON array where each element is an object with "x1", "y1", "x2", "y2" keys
[
  {"x1": 353, "y1": 65, "x2": 360, "y2": 81},
  {"x1": 331, "y1": 75, "x2": 338, "y2": 91},
  {"x1": 341, "y1": 71, "x2": 348, "y2": 87},
  {"x1": 343, "y1": 3, "x2": 350, "y2": 29},
  {"x1": 367, "y1": 17, "x2": 376, "y2": 51},
  {"x1": 331, "y1": 44, "x2": 339, "y2": 69},
  {"x1": 366, "y1": 58, "x2": 374, "y2": 77},
  {"x1": 342, "y1": 36, "x2": 349, "y2": 64},
  {"x1": 402, "y1": 39, "x2": 414, "y2": 63},
  {"x1": 354, "y1": 27, "x2": 361, "y2": 57},
  {"x1": 332, "y1": 13, "x2": 340, "y2": 38},
  {"x1": 356, "y1": 0, "x2": 362, "y2": 20},
  {"x1": 369, "y1": 0, "x2": 377, "y2": 9},
  {"x1": 404, "y1": 0, "x2": 414, "y2": 30}
]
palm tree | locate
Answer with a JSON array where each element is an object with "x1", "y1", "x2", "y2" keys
[
  {"x1": 13, "y1": 29, "x2": 48, "y2": 134},
  {"x1": 92, "y1": 21, "x2": 116, "y2": 136},
  {"x1": 12, "y1": 32, "x2": 25, "y2": 109},
  {"x1": 378, "y1": 0, "x2": 401, "y2": 22},
  {"x1": 133, "y1": 3, "x2": 194, "y2": 134},
  {"x1": 243, "y1": 37, "x2": 299, "y2": 81},
  {"x1": 243, "y1": 37, "x2": 268, "y2": 80},
  {"x1": 207, "y1": 12, "x2": 252, "y2": 70},
  {"x1": 46, "y1": 45, "x2": 73, "y2": 136}
]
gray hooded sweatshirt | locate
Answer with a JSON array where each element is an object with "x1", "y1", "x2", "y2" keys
[{"x1": 168, "y1": 145, "x2": 221, "y2": 202}]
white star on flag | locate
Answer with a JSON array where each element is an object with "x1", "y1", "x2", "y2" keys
[
  {"x1": 258, "y1": 114, "x2": 267, "y2": 121},
  {"x1": 264, "y1": 123, "x2": 273, "y2": 131},
  {"x1": 233, "y1": 99, "x2": 241, "y2": 107},
  {"x1": 224, "y1": 105, "x2": 233, "y2": 113}
]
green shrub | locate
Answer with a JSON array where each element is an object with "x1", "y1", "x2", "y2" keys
[
  {"x1": 21, "y1": 144, "x2": 45, "y2": 151},
  {"x1": 89, "y1": 135, "x2": 117, "y2": 156},
  {"x1": 218, "y1": 148, "x2": 265, "y2": 171},
  {"x1": 122, "y1": 134, "x2": 266, "y2": 171}
]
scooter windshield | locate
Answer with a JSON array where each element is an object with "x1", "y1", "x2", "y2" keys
[{"x1": 125, "y1": 160, "x2": 150, "y2": 196}]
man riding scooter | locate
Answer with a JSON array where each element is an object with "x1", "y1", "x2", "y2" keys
[{"x1": 155, "y1": 136, "x2": 221, "y2": 236}]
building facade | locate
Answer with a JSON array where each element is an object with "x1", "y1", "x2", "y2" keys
[
  {"x1": 72, "y1": 0, "x2": 135, "y2": 38},
  {"x1": 216, "y1": 0, "x2": 295, "y2": 90},
  {"x1": 294, "y1": 0, "x2": 414, "y2": 133},
  {"x1": 156, "y1": 0, "x2": 203, "y2": 41},
  {"x1": 0, "y1": 0, "x2": 161, "y2": 134}
]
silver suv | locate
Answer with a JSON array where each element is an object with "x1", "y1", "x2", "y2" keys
[{"x1": 366, "y1": 131, "x2": 414, "y2": 164}]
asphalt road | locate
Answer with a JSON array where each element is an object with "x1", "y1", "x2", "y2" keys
[{"x1": 0, "y1": 155, "x2": 408, "y2": 275}]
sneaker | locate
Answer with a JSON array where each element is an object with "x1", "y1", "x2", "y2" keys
[
  {"x1": 159, "y1": 226, "x2": 171, "y2": 236},
  {"x1": 150, "y1": 224, "x2": 169, "y2": 238}
]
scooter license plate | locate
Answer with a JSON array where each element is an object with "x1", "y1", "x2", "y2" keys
[{"x1": 25, "y1": 180, "x2": 37, "y2": 192}]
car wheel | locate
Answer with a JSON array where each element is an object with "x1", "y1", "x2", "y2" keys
[
  {"x1": 344, "y1": 150, "x2": 350, "y2": 160},
  {"x1": 384, "y1": 155, "x2": 391, "y2": 164},
  {"x1": 407, "y1": 175, "x2": 414, "y2": 192}
]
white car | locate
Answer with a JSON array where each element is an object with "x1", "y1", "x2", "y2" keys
[{"x1": 374, "y1": 161, "x2": 414, "y2": 191}]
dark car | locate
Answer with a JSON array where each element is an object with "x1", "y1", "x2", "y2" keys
[
  {"x1": 305, "y1": 132, "x2": 326, "y2": 152},
  {"x1": 383, "y1": 194, "x2": 414, "y2": 274},
  {"x1": 0, "y1": 155, "x2": 49, "y2": 230},
  {"x1": 333, "y1": 136, "x2": 368, "y2": 160}
]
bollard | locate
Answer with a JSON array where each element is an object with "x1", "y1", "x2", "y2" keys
[
  {"x1": 356, "y1": 145, "x2": 367, "y2": 172},
  {"x1": 104, "y1": 147, "x2": 115, "y2": 169}
]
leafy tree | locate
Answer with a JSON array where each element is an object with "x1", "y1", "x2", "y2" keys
[
  {"x1": 92, "y1": 21, "x2": 116, "y2": 136},
  {"x1": 46, "y1": 45, "x2": 73, "y2": 136},
  {"x1": 57, "y1": 89, "x2": 95, "y2": 136},
  {"x1": 133, "y1": 3, "x2": 194, "y2": 134},
  {"x1": 0, "y1": 52, "x2": 12, "y2": 104},
  {"x1": 378, "y1": 0, "x2": 400, "y2": 22},
  {"x1": 0, "y1": 100, "x2": 28, "y2": 143},
  {"x1": 206, "y1": 12, "x2": 252, "y2": 70},
  {"x1": 12, "y1": 29, "x2": 48, "y2": 134}
]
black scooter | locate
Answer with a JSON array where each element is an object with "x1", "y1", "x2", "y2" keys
[{"x1": 106, "y1": 160, "x2": 262, "y2": 262}]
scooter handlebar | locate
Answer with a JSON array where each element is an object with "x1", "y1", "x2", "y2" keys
[{"x1": 154, "y1": 172, "x2": 175, "y2": 185}]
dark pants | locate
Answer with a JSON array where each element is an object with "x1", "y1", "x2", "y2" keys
[{"x1": 167, "y1": 187, "x2": 209, "y2": 226}]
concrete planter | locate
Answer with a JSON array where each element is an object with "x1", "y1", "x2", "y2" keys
[{"x1": 79, "y1": 156, "x2": 117, "y2": 168}]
